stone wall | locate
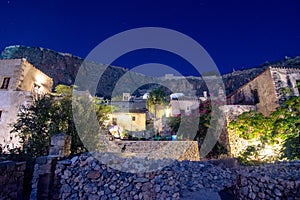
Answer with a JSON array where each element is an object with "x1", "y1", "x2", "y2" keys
[
  {"x1": 227, "y1": 67, "x2": 279, "y2": 116},
  {"x1": 220, "y1": 105, "x2": 283, "y2": 161},
  {"x1": 111, "y1": 141, "x2": 200, "y2": 161},
  {"x1": 235, "y1": 160, "x2": 300, "y2": 199},
  {"x1": 30, "y1": 133, "x2": 71, "y2": 200},
  {"x1": 30, "y1": 156, "x2": 59, "y2": 200},
  {"x1": 270, "y1": 67, "x2": 300, "y2": 104},
  {"x1": 227, "y1": 67, "x2": 300, "y2": 116},
  {"x1": 52, "y1": 153, "x2": 300, "y2": 200},
  {"x1": 219, "y1": 105, "x2": 256, "y2": 157},
  {"x1": 0, "y1": 161, "x2": 26, "y2": 199},
  {"x1": 53, "y1": 153, "x2": 237, "y2": 200}
]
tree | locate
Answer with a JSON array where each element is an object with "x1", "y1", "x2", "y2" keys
[
  {"x1": 11, "y1": 95, "x2": 54, "y2": 158},
  {"x1": 146, "y1": 87, "x2": 167, "y2": 114},
  {"x1": 10, "y1": 84, "x2": 113, "y2": 157}
]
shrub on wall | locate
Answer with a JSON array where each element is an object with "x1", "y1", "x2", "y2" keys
[{"x1": 228, "y1": 96, "x2": 300, "y2": 164}]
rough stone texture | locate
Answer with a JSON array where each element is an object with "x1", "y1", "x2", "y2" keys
[
  {"x1": 235, "y1": 160, "x2": 300, "y2": 199},
  {"x1": 25, "y1": 150, "x2": 300, "y2": 200},
  {"x1": 110, "y1": 141, "x2": 200, "y2": 161},
  {"x1": 270, "y1": 67, "x2": 300, "y2": 103},
  {"x1": 52, "y1": 152, "x2": 238, "y2": 200},
  {"x1": 4, "y1": 46, "x2": 299, "y2": 100},
  {"x1": 219, "y1": 105, "x2": 256, "y2": 157},
  {"x1": 30, "y1": 156, "x2": 59, "y2": 200},
  {"x1": 227, "y1": 66, "x2": 300, "y2": 116},
  {"x1": 0, "y1": 58, "x2": 53, "y2": 150},
  {"x1": 220, "y1": 105, "x2": 283, "y2": 161},
  {"x1": 30, "y1": 134, "x2": 71, "y2": 200},
  {"x1": 49, "y1": 133, "x2": 71, "y2": 157},
  {"x1": 0, "y1": 161, "x2": 26, "y2": 200}
]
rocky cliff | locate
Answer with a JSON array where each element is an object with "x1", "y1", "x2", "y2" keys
[
  {"x1": 1, "y1": 45, "x2": 299, "y2": 97},
  {"x1": 0, "y1": 45, "x2": 155, "y2": 98}
]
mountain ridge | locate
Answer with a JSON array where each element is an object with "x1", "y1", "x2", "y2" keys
[{"x1": 1, "y1": 45, "x2": 300, "y2": 97}]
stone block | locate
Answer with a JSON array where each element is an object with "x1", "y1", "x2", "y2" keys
[
  {"x1": 49, "y1": 133, "x2": 71, "y2": 156},
  {"x1": 36, "y1": 156, "x2": 48, "y2": 164}
]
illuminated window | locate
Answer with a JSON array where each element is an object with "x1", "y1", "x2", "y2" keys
[{"x1": 1, "y1": 77, "x2": 10, "y2": 89}]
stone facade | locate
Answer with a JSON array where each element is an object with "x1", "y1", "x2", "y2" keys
[
  {"x1": 0, "y1": 58, "x2": 53, "y2": 150},
  {"x1": 0, "y1": 161, "x2": 26, "y2": 200},
  {"x1": 219, "y1": 105, "x2": 256, "y2": 157},
  {"x1": 227, "y1": 66, "x2": 300, "y2": 116},
  {"x1": 270, "y1": 67, "x2": 300, "y2": 103}
]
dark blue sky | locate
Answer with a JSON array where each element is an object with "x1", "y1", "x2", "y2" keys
[{"x1": 1, "y1": 0, "x2": 300, "y2": 75}]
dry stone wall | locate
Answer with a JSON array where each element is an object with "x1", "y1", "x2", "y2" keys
[
  {"x1": 235, "y1": 160, "x2": 300, "y2": 199},
  {"x1": 53, "y1": 153, "x2": 237, "y2": 200},
  {"x1": 53, "y1": 154, "x2": 300, "y2": 200},
  {"x1": 0, "y1": 161, "x2": 26, "y2": 200}
]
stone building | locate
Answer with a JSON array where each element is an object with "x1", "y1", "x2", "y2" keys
[
  {"x1": 170, "y1": 98, "x2": 200, "y2": 117},
  {"x1": 227, "y1": 66, "x2": 300, "y2": 115},
  {"x1": 0, "y1": 58, "x2": 53, "y2": 150},
  {"x1": 110, "y1": 95, "x2": 148, "y2": 132}
]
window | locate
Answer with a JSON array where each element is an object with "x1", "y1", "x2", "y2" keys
[
  {"x1": 0, "y1": 110, "x2": 2, "y2": 121},
  {"x1": 297, "y1": 80, "x2": 300, "y2": 95},
  {"x1": 1, "y1": 77, "x2": 10, "y2": 89},
  {"x1": 112, "y1": 118, "x2": 117, "y2": 125},
  {"x1": 253, "y1": 89, "x2": 260, "y2": 104},
  {"x1": 132, "y1": 116, "x2": 136, "y2": 121}
]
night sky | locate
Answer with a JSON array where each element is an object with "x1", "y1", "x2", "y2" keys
[{"x1": 1, "y1": 0, "x2": 300, "y2": 76}]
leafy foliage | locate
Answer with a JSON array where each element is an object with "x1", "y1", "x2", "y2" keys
[
  {"x1": 229, "y1": 96, "x2": 300, "y2": 162},
  {"x1": 11, "y1": 96, "x2": 53, "y2": 158},
  {"x1": 146, "y1": 87, "x2": 167, "y2": 113},
  {"x1": 10, "y1": 85, "x2": 113, "y2": 159},
  {"x1": 168, "y1": 99, "x2": 227, "y2": 158}
]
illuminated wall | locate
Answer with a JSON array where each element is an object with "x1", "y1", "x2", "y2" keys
[
  {"x1": 111, "y1": 112, "x2": 146, "y2": 131},
  {"x1": 0, "y1": 59, "x2": 53, "y2": 151}
]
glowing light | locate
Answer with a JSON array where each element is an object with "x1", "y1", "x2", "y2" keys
[
  {"x1": 36, "y1": 74, "x2": 45, "y2": 85},
  {"x1": 165, "y1": 108, "x2": 171, "y2": 117}
]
